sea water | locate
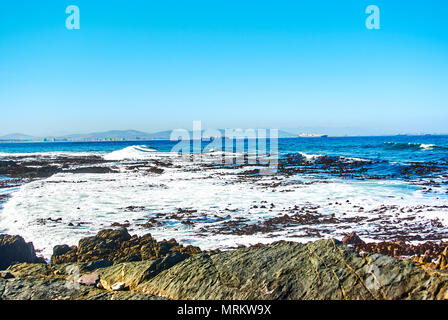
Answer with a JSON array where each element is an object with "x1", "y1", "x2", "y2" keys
[{"x1": 0, "y1": 135, "x2": 447, "y2": 259}]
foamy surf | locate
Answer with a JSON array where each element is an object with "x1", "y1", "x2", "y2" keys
[{"x1": 103, "y1": 145, "x2": 157, "y2": 161}]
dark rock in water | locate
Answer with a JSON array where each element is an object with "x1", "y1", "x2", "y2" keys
[
  {"x1": 146, "y1": 167, "x2": 164, "y2": 174},
  {"x1": 51, "y1": 228, "x2": 201, "y2": 264},
  {"x1": 65, "y1": 167, "x2": 116, "y2": 174},
  {"x1": 342, "y1": 232, "x2": 365, "y2": 246},
  {"x1": 0, "y1": 160, "x2": 18, "y2": 168},
  {"x1": 0, "y1": 234, "x2": 45, "y2": 270},
  {"x1": 0, "y1": 163, "x2": 60, "y2": 179}
]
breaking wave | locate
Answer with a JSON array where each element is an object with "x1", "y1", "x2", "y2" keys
[
  {"x1": 103, "y1": 145, "x2": 157, "y2": 161},
  {"x1": 384, "y1": 142, "x2": 447, "y2": 151}
]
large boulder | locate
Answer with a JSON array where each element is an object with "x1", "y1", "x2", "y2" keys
[
  {"x1": 51, "y1": 228, "x2": 201, "y2": 264},
  {"x1": 0, "y1": 234, "x2": 45, "y2": 270}
]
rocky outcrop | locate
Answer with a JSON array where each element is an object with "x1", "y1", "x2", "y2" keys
[
  {"x1": 0, "y1": 234, "x2": 45, "y2": 270},
  {"x1": 51, "y1": 228, "x2": 201, "y2": 264},
  {"x1": 135, "y1": 239, "x2": 448, "y2": 300},
  {"x1": 2, "y1": 231, "x2": 448, "y2": 300}
]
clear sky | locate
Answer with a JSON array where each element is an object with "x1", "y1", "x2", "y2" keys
[{"x1": 0, "y1": 0, "x2": 447, "y2": 136}]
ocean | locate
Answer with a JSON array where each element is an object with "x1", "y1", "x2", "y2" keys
[{"x1": 0, "y1": 135, "x2": 447, "y2": 259}]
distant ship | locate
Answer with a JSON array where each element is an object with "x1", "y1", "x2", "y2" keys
[{"x1": 299, "y1": 133, "x2": 328, "y2": 138}]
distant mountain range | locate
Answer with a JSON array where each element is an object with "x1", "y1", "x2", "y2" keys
[{"x1": 0, "y1": 129, "x2": 299, "y2": 142}]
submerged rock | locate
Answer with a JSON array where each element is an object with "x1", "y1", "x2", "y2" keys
[{"x1": 0, "y1": 234, "x2": 45, "y2": 270}]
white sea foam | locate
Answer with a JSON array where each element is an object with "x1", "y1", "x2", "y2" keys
[{"x1": 103, "y1": 145, "x2": 157, "y2": 161}]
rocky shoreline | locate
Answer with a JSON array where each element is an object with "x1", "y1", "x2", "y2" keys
[{"x1": 1, "y1": 228, "x2": 447, "y2": 300}]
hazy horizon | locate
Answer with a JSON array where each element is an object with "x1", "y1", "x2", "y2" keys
[{"x1": 1, "y1": 127, "x2": 448, "y2": 139}]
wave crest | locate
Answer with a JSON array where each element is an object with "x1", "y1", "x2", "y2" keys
[
  {"x1": 103, "y1": 145, "x2": 157, "y2": 161},
  {"x1": 384, "y1": 142, "x2": 447, "y2": 151}
]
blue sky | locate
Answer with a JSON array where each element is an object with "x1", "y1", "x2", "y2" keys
[{"x1": 0, "y1": 0, "x2": 447, "y2": 136}]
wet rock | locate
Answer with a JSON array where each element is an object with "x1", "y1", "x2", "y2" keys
[
  {"x1": 0, "y1": 164, "x2": 60, "y2": 179},
  {"x1": 0, "y1": 234, "x2": 45, "y2": 270},
  {"x1": 66, "y1": 166, "x2": 116, "y2": 174}
]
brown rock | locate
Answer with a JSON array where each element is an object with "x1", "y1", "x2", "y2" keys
[
  {"x1": 50, "y1": 228, "x2": 202, "y2": 264},
  {"x1": 341, "y1": 232, "x2": 365, "y2": 246}
]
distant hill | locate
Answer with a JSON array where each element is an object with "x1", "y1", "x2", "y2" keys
[
  {"x1": 0, "y1": 129, "x2": 298, "y2": 142},
  {"x1": 56, "y1": 130, "x2": 156, "y2": 141},
  {"x1": 0, "y1": 133, "x2": 38, "y2": 141}
]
